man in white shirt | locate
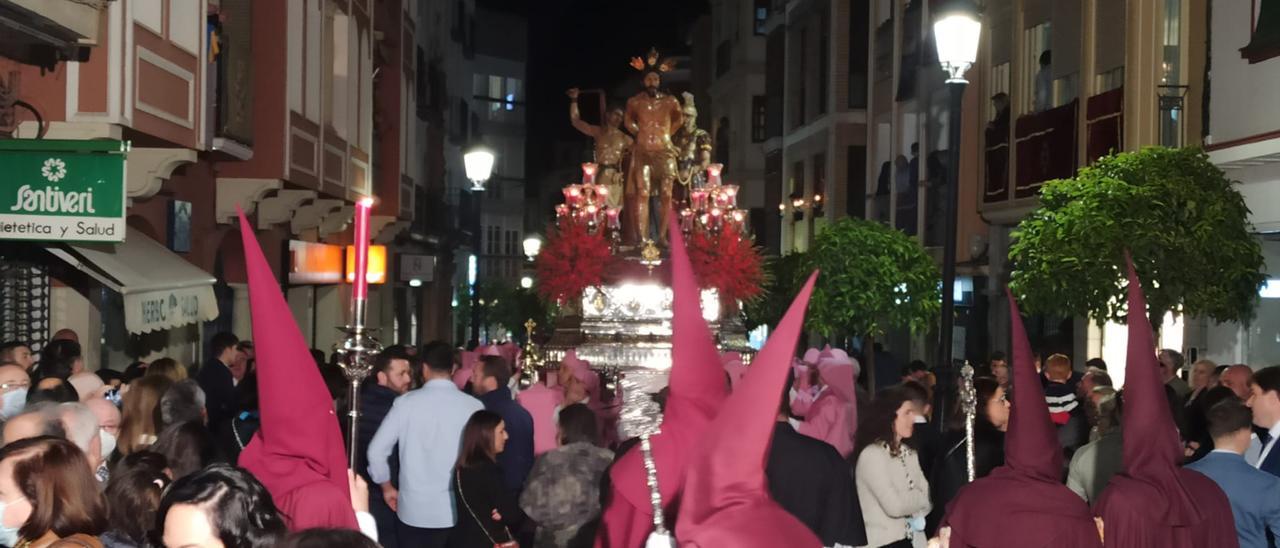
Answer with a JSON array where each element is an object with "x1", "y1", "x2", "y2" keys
[
  {"x1": 1245, "y1": 366, "x2": 1280, "y2": 478},
  {"x1": 368, "y1": 343, "x2": 484, "y2": 547}
]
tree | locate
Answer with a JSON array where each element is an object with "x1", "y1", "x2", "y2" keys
[
  {"x1": 743, "y1": 251, "x2": 810, "y2": 331},
  {"x1": 804, "y1": 218, "x2": 942, "y2": 388},
  {"x1": 1009, "y1": 147, "x2": 1266, "y2": 326},
  {"x1": 489, "y1": 285, "x2": 555, "y2": 342}
]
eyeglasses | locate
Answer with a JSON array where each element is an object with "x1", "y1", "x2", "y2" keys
[{"x1": 0, "y1": 380, "x2": 30, "y2": 392}]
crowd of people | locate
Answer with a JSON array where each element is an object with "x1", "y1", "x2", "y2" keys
[{"x1": 0, "y1": 219, "x2": 1277, "y2": 548}]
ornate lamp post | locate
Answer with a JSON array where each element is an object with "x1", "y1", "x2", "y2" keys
[{"x1": 933, "y1": 0, "x2": 981, "y2": 429}]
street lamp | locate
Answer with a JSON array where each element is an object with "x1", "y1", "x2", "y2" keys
[
  {"x1": 464, "y1": 143, "x2": 495, "y2": 191},
  {"x1": 464, "y1": 143, "x2": 496, "y2": 346},
  {"x1": 522, "y1": 234, "x2": 542, "y2": 261},
  {"x1": 933, "y1": 0, "x2": 980, "y2": 423}
]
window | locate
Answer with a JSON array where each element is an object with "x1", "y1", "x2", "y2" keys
[
  {"x1": 330, "y1": 12, "x2": 351, "y2": 138},
  {"x1": 1054, "y1": 73, "x2": 1078, "y2": 107},
  {"x1": 1096, "y1": 67, "x2": 1124, "y2": 93},
  {"x1": 817, "y1": 16, "x2": 829, "y2": 115},
  {"x1": 1024, "y1": 22, "x2": 1052, "y2": 113},
  {"x1": 988, "y1": 62, "x2": 1011, "y2": 122},
  {"x1": 1159, "y1": 0, "x2": 1186, "y2": 147},
  {"x1": 754, "y1": 0, "x2": 769, "y2": 34},
  {"x1": 751, "y1": 95, "x2": 767, "y2": 142},
  {"x1": 472, "y1": 74, "x2": 522, "y2": 122},
  {"x1": 794, "y1": 28, "x2": 808, "y2": 127},
  {"x1": 848, "y1": 0, "x2": 869, "y2": 108}
]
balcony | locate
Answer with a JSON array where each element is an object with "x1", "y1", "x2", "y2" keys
[
  {"x1": 1012, "y1": 100, "x2": 1078, "y2": 199},
  {"x1": 0, "y1": 0, "x2": 102, "y2": 67},
  {"x1": 1085, "y1": 87, "x2": 1123, "y2": 163},
  {"x1": 209, "y1": 0, "x2": 254, "y2": 159}
]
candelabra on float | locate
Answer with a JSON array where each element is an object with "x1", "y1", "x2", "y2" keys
[
  {"x1": 959, "y1": 360, "x2": 976, "y2": 482},
  {"x1": 555, "y1": 163, "x2": 622, "y2": 249},
  {"x1": 679, "y1": 164, "x2": 747, "y2": 238},
  {"x1": 332, "y1": 197, "x2": 384, "y2": 469}
]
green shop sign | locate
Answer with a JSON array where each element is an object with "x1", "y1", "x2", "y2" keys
[{"x1": 0, "y1": 139, "x2": 128, "y2": 242}]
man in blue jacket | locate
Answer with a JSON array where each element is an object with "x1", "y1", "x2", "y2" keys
[
  {"x1": 472, "y1": 355, "x2": 534, "y2": 496},
  {"x1": 1187, "y1": 397, "x2": 1280, "y2": 548}
]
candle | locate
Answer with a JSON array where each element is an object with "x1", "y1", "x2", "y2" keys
[
  {"x1": 582, "y1": 163, "x2": 597, "y2": 185},
  {"x1": 722, "y1": 185, "x2": 739, "y2": 208},
  {"x1": 352, "y1": 196, "x2": 374, "y2": 301},
  {"x1": 556, "y1": 204, "x2": 569, "y2": 218},
  {"x1": 606, "y1": 208, "x2": 620, "y2": 229},
  {"x1": 681, "y1": 209, "x2": 694, "y2": 231},
  {"x1": 691, "y1": 190, "x2": 708, "y2": 211},
  {"x1": 707, "y1": 163, "x2": 723, "y2": 186}
]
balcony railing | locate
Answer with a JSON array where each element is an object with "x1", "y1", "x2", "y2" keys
[
  {"x1": 1085, "y1": 87, "x2": 1123, "y2": 164},
  {"x1": 211, "y1": 0, "x2": 254, "y2": 148},
  {"x1": 1012, "y1": 100, "x2": 1078, "y2": 199}
]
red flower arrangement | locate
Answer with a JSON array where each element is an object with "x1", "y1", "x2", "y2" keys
[
  {"x1": 534, "y1": 220, "x2": 614, "y2": 303},
  {"x1": 686, "y1": 229, "x2": 765, "y2": 304}
]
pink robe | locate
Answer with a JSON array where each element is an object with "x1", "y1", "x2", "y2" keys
[
  {"x1": 517, "y1": 383, "x2": 564, "y2": 456},
  {"x1": 797, "y1": 389, "x2": 854, "y2": 457},
  {"x1": 797, "y1": 355, "x2": 858, "y2": 457}
]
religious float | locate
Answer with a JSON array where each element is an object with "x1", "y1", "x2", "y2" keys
[{"x1": 529, "y1": 49, "x2": 765, "y2": 437}]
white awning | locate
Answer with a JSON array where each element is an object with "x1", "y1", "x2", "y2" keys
[{"x1": 47, "y1": 228, "x2": 219, "y2": 334}]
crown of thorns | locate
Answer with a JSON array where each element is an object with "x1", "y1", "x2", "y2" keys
[{"x1": 630, "y1": 47, "x2": 676, "y2": 73}]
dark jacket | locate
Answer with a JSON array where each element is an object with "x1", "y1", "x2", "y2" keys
[
  {"x1": 479, "y1": 387, "x2": 535, "y2": 495},
  {"x1": 926, "y1": 423, "x2": 1005, "y2": 536},
  {"x1": 196, "y1": 359, "x2": 236, "y2": 428},
  {"x1": 352, "y1": 382, "x2": 399, "y2": 483},
  {"x1": 450, "y1": 460, "x2": 527, "y2": 548},
  {"x1": 766, "y1": 423, "x2": 867, "y2": 547}
]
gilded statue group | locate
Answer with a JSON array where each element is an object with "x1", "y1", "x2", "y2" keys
[{"x1": 567, "y1": 48, "x2": 713, "y2": 247}]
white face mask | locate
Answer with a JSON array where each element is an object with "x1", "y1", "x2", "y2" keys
[
  {"x1": 99, "y1": 428, "x2": 117, "y2": 459},
  {"x1": 0, "y1": 388, "x2": 27, "y2": 421},
  {"x1": 0, "y1": 497, "x2": 23, "y2": 547}
]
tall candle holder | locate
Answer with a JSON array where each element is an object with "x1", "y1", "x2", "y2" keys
[{"x1": 333, "y1": 197, "x2": 384, "y2": 469}]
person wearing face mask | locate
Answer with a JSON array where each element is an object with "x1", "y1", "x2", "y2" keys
[
  {"x1": 56, "y1": 403, "x2": 104, "y2": 478},
  {"x1": 0, "y1": 436, "x2": 109, "y2": 547},
  {"x1": 0, "y1": 364, "x2": 31, "y2": 422}
]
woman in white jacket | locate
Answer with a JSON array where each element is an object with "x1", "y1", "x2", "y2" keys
[{"x1": 855, "y1": 386, "x2": 931, "y2": 548}]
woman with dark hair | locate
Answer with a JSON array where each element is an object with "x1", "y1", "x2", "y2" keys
[
  {"x1": 35, "y1": 339, "x2": 83, "y2": 381},
  {"x1": 276, "y1": 528, "x2": 380, "y2": 548},
  {"x1": 0, "y1": 436, "x2": 109, "y2": 547},
  {"x1": 451, "y1": 410, "x2": 526, "y2": 548},
  {"x1": 151, "y1": 421, "x2": 218, "y2": 480},
  {"x1": 854, "y1": 387, "x2": 930, "y2": 548},
  {"x1": 925, "y1": 376, "x2": 1009, "y2": 536},
  {"x1": 519, "y1": 404, "x2": 615, "y2": 547},
  {"x1": 101, "y1": 451, "x2": 171, "y2": 548},
  {"x1": 157, "y1": 463, "x2": 287, "y2": 548}
]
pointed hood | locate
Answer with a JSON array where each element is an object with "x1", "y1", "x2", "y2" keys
[
  {"x1": 814, "y1": 347, "x2": 857, "y2": 404},
  {"x1": 1004, "y1": 289, "x2": 1061, "y2": 480},
  {"x1": 802, "y1": 347, "x2": 821, "y2": 366},
  {"x1": 234, "y1": 210, "x2": 355, "y2": 529},
  {"x1": 453, "y1": 350, "x2": 478, "y2": 389},
  {"x1": 1106, "y1": 253, "x2": 1202, "y2": 525},
  {"x1": 480, "y1": 344, "x2": 502, "y2": 357},
  {"x1": 666, "y1": 219, "x2": 730, "y2": 416},
  {"x1": 599, "y1": 215, "x2": 729, "y2": 542},
  {"x1": 939, "y1": 290, "x2": 1101, "y2": 547},
  {"x1": 676, "y1": 272, "x2": 821, "y2": 547},
  {"x1": 561, "y1": 349, "x2": 599, "y2": 395}
]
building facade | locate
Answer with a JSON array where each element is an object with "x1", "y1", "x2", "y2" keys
[
  {"x1": 0, "y1": 0, "x2": 434, "y2": 369},
  {"x1": 1201, "y1": 0, "x2": 1280, "y2": 368}
]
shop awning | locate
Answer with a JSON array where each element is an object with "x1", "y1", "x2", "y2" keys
[{"x1": 47, "y1": 228, "x2": 219, "y2": 334}]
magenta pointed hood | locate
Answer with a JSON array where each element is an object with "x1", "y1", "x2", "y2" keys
[
  {"x1": 234, "y1": 210, "x2": 356, "y2": 530},
  {"x1": 676, "y1": 272, "x2": 820, "y2": 547}
]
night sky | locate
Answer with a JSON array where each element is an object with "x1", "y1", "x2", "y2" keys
[{"x1": 480, "y1": 0, "x2": 710, "y2": 196}]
